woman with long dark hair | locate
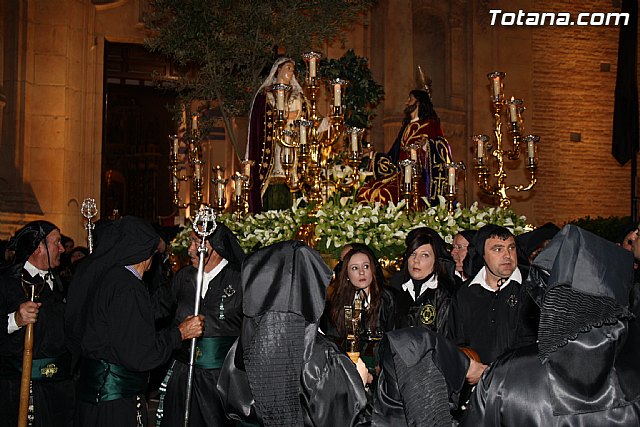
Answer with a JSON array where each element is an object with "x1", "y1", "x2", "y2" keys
[
  {"x1": 390, "y1": 227, "x2": 458, "y2": 334},
  {"x1": 321, "y1": 245, "x2": 395, "y2": 384}
]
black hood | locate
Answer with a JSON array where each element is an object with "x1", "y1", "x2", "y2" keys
[
  {"x1": 91, "y1": 216, "x2": 160, "y2": 267},
  {"x1": 242, "y1": 240, "x2": 330, "y2": 322},
  {"x1": 530, "y1": 224, "x2": 632, "y2": 308},
  {"x1": 4, "y1": 220, "x2": 58, "y2": 273},
  {"x1": 207, "y1": 222, "x2": 245, "y2": 267},
  {"x1": 526, "y1": 225, "x2": 639, "y2": 416},
  {"x1": 515, "y1": 222, "x2": 560, "y2": 260},
  {"x1": 239, "y1": 240, "x2": 331, "y2": 427}
]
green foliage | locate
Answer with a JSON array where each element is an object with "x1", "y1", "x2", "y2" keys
[
  {"x1": 569, "y1": 215, "x2": 633, "y2": 243},
  {"x1": 145, "y1": 0, "x2": 378, "y2": 156},
  {"x1": 169, "y1": 197, "x2": 531, "y2": 260},
  {"x1": 320, "y1": 50, "x2": 385, "y2": 129}
]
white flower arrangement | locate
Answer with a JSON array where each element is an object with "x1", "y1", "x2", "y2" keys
[{"x1": 169, "y1": 196, "x2": 531, "y2": 259}]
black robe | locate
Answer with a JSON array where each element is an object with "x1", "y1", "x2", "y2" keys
[
  {"x1": 391, "y1": 276, "x2": 455, "y2": 335},
  {"x1": 372, "y1": 327, "x2": 469, "y2": 426},
  {"x1": 217, "y1": 240, "x2": 370, "y2": 426},
  {"x1": 461, "y1": 321, "x2": 640, "y2": 426},
  {"x1": 218, "y1": 326, "x2": 370, "y2": 426},
  {"x1": 0, "y1": 270, "x2": 74, "y2": 427},
  {"x1": 159, "y1": 264, "x2": 242, "y2": 427},
  {"x1": 447, "y1": 271, "x2": 539, "y2": 364},
  {"x1": 75, "y1": 266, "x2": 182, "y2": 427}
]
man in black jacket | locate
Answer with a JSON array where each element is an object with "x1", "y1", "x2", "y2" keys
[
  {"x1": 447, "y1": 224, "x2": 539, "y2": 365},
  {"x1": 0, "y1": 221, "x2": 74, "y2": 426}
]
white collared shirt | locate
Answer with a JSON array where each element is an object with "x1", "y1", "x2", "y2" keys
[
  {"x1": 201, "y1": 258, "x2": 228, "y2": 298},
  {"x1": 468, "y1": 266, "x2": 522, "y2": 292},
  {"x1": 24, "y1": 261, "x2": 53, "y2": 291},
  {"x1": 7, "y1": 261, "x2": 54, "y2": 334},
  {"x1": 401, "y1": 274, "x2": 439, "y2": 301}
]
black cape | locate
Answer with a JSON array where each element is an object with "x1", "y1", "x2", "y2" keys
[
  {"x1": 372, "y1": 327, "x2": 469, "y2": 427},
  {"x1": 217, "y1": 241, "x2": 370, "y2": 426}
]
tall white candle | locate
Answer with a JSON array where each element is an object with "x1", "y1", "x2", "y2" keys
[
  {"x1": 299, "y1": 125, "x2": 307, "y2": 145},
  {"x1": 217, "y1": 182, "x2": 225, "y2": 200},
  {"x1": 350, "y1": 131, "x2": 358, "y2": 152},
  {"x1": 448, "y1": 166, "x2": 456, "y2": 188},
  {"x1": 333, "y1": 83, "x2": 341, "y2": 107},
  {"x1": 404, "y1": 164, "x2": 412, "y2": 184},
  {"x1": 235, "y1": 177, "x2": 242, "y2": 195},
  {"x1": 310, "y1": 58, "x2": 317, "y2": 79},
  {"x1": 492, "y1": 78, "x2": 501, "y2": 98},
  {"x1": 276, "y1": 89, "x2": 285, "y2": 111},
  {"x1": 477, "y1": 139, "x2": 484, "y2": 159},
  {"x1": 527, "y1": 139, "x2": 535, "y2": 159},
  {"x1": 191, "y1": 115, "x2": 198, "y2": 131},
  {"x1": 194, "y1": 162, "x2": 201, "y2": 180},
  {"x1": 509, "y1": 100, "x2": 518, "y2": 122},
  {"x1": 173, "y1": 137, "x2": 180, "y2": 156},
  {"x1": 283, "y1": 146, "x2": 292, "y2": 164}
]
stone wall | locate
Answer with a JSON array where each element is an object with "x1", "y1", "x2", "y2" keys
[{"x1": 530, "y1": 0, "x2": 631, "y2": 225}]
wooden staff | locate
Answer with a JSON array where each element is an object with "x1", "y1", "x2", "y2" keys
[
  {"x1": 18, "y1": 279, "x2": 40, "y2": 427},
  {"x1": 18, "y1": 322, "x2": 34, "y2": 427}
]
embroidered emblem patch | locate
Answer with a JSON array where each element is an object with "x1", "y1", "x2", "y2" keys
[{"x1": 419, "y1": 304, "x2": 436, "y2": 325}]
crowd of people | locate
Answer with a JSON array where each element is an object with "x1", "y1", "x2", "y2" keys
[{"x1": 1, "y1": 213, "x2": 639, "y2": 426}]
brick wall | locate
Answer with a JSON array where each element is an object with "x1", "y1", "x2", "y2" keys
[{"x1": 530, "y1": 0, "x2": 634, "y2": 225}]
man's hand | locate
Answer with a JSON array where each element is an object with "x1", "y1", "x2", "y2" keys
[
  {"x1": 466, "y1": 357, "x2": 488, "y2": 385},
  {"x1": 178, "y1": 315, "x2": 205, "y2": 340},
  {"x1": 15, "y1": 301, "x2": 41, "y2": 327}
]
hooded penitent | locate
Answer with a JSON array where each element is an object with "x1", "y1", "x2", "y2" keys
[
  {"x1": 64, "y1": 216, "x2": 160, "y2": 364},
  {"x1": 528, "y1": 224, "x2": 639, "y2": 415},
  {"x1": 240, "y1": 240, "x2": 331, "y2": 427}
]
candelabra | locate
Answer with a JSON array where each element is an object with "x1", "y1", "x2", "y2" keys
[
  {"x1": 169, "y1": 111, "x2": 253, "y2": 216},
  {"x1": 473, "y1": 71, "x2": 540, "y2": 208},
  {"x1": 169, "y1": 113, "x2": 208, "y2": 210}
]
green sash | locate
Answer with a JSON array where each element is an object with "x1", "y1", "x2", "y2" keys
[
  {"x1": 180, "y1": 336, "x2": 236, "y2": 369},
  {"x1": 77, "y1": 358, "x2": 149, "y2": 403},
  {"x1": 1, "y1": 353, "x2": 71, "y2": 381}
]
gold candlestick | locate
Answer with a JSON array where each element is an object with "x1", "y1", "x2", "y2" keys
[{"x1": 472, "y1": 72, "x2": 539, "y2": 208}]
